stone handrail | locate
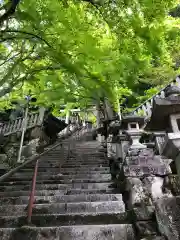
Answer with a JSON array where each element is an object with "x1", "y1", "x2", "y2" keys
[
  {"x1": 0, "y1": 108, "x2": 45, "y2": 136},
  {"x1": 130, "y1": 75, "x2": 180, "y2": 117}
]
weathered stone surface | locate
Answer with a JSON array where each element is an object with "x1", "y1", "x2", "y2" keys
[
  {"x1": 143, "y1": 176, "x2": 172, "y2": 200},
  {"x1": 125, "y1": 156, "x2": 139, "y2": 165},
  {"x1": 128, "y1": 148, "x2": 154, "y2": 157},
  {"x1": 155, "y1": 196, "x2": 180, "y2": 240},
  {"x1": 135, "y1": 221, "x2": 158, "y2": 237},
  {"x1": 168, "y1": 175, "x2": 180, "y2": 195},
  {"x1": 125, "y1": 153, "x2": 160, "y2": 166},
  {"x1": 126, "y1": 177, "x2": 151, "y2": 207},
  {"x1": 132, "y1": 206, "x2": 155, "y2": 220},
  {"x1": 0, "y1": 201, "x2": 125, "y2": 216},
  {"x1": 107, "y1": 142, "x2": 117, "y2": 158},
  {"x1": 21, "y1": 138, "x2": 39, "y2": 158},
  {"x1": 125, "y1": 129, "x2": 147, "y2": 149},
  {"x1": 155, "y1": 136, "x2": 166, "y2": 155},
  {"x1": 6, "y1": 146, "x2": 16, "y2": 158},
  {"x1": 0, "y1": 154, "x2": 7, "y2": 163},
  {"x1": 124, "y1": 165, "x2": 170, "y2": 177},
  {"x1": 0, "y1": 212, "x2": 128, "y2": 227},
  {"x1": 124, "y1": 149, "x2": 171, "y2": 177},
  {"x1": 0, "y1": 224, "x2": 135, "y2": 240},
  {"x1": 128, "y1": 149, "x2": 141, "y2": 156},
  {"x1": 0, "y1": 194, "x2": 123, "y2": 205}
]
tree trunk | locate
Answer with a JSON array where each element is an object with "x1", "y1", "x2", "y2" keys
[
  {"x1": 104, "y1": 98, "x2": 114, "y2": 120},
  {"x1": 95, "y1": 102, "x2": 101, "y2": 128}
]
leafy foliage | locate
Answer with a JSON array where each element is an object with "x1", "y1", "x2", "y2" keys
[{"x1": 0, "y1": 0, "x2": 179, "y2": 114}]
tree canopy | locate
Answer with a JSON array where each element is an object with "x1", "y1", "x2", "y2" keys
[{"x1": 0, "y1": 0, "x2": 179, "y2": 114}]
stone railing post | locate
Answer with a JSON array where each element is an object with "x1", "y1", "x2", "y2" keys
[
  {"x1": 37, "y1": 107, "x2": 46, "y2": 126},
  {"x1": 106, "y1": 121, "x2": 124, "y2": 181}
]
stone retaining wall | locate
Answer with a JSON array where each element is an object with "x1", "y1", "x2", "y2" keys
[{"x1": 103, "y1": 85, "x2": 180, "y2": 239}]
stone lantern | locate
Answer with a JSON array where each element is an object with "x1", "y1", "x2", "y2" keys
[
  {"x1": 145, "y1": 85, "x2": 180, "y2": 175},
  {"x1": 121, "y1": 115, "x2": 146, "y2": 149}
]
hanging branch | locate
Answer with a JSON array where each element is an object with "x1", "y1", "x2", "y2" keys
[
  {"x1": 0, "y1": 0, "x2": 21, "y2": 26},
  {"x1": 0, "y1": 30, "x2": 52, "y2": 48}
]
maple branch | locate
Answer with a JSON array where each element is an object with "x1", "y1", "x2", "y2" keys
[{"x1": 0, "y1": 0, "x2": 21, "y2": 26}]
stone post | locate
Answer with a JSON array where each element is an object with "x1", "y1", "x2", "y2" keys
[
  {"x1": 65, "y1": 111, "x2": 70, "y2": 124},
  {"x1": 37, "y1": 107, "x2": 46, "y2": 125},
  {"x1": 106, "y1": 121, "x2": 123, "y2": 180},
  {"x1": 107, "y1": 122, "x2": 123, "y2": 159}
]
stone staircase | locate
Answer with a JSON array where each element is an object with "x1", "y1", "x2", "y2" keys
[{"x1": 0, "y1": 139, "x2": 134, "y2": 239}]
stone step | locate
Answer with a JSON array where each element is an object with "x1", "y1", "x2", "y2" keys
[
  {"x1": 63, "y1": 162, "x2": 109, "y2": 166},
  {"x1": 66, "y1": 156, "x2": 106, "y2": 159},
  {"x1": 8, "y1": 173, "x2": 112, "y2": 182},
  {"x1": 0, "y1": 201, "x2": 125, "y2": 216},
  {"x1": 41, "y1": 156, "x2": 105, "y2": 160},
  {"x1": 0, "y1": 189, "x2": 67, "y2": 197},
  {"x1": 61, "y1": 160, "x2": 109, "y2": 164},
  {"x1": 13, "y1": 169, "x2": 110, "y2": 177},
  {"x1": 29, "y1": 158, "x2": 107, "y2": 163},
  {"x1": 0, "y1": 178, "x2": 112, "y2": 187},
  {"x1": 25, "y1": 162, "x2": 109, "y2": 168},
  {"x1": 0, "y1": 182, "x2": 113, "y2": 192},
  {"x1": 0, "y1": 212, "x2": 127, "y2": 227},
  {"x1": 55, "y1": 178, "x2": 112, "y2": 184},
  {"x1": 0, "y1": 188, "x2": 115, "y2": 198},
  {"x1": 34, "y1": 161, "x2": 108, "y2": 167},
  {"x1": 123, "y1": 164, "x2": 170, "y2": 177},
  {"x1": 61, "y1": 164, "x2": 109, "y2": 168},
  {"x1": 0, "y1": 183, "x2": 68, "y2": 191},
  {"x1": 66, "y1": 189, "x2": 117, "y2": 195},
  {"x1": 19, "y1": 166, "x2": 110, "y2": 172},
  {"x1": 0, "y1": 224, "x2": 135, "y2": 240},
  {"x1": 10, "y1": 173, "x2": 111, "y2": 182},
  {"x1": 0, "y1": 194, "x2": 123, "y2": 205}
]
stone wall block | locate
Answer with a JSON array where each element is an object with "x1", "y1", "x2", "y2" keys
[
  {"x1": 124, "y1": 165, "x2": 170, "y2": 177},
  {"x1": 132, "y1": 205, "x2": 155, "y2": 221},
  {"x1": 126, "y1": 177, "x2": 151, "y2": 208},
  {"x1": 155, "y1": 196, "x2": 180, "y2": 240},
  {"x1": 167, "y1": 175, "x2": 180, "y2": 196},
  {"x1": 139, "y1": 149, "x2": 154, "y2": 158},
  {"x1": 125, "y1": 156, "x2": 139, "y2": 165},
  {"x1": 21, "y1": 138, "x2": 39, "y2": 159},
  {"x1": 142, "y1": 177, "x2": 172, "y2": 201},
  {"x1": 128, "y1": 149, "x2": 141, "y2": 156},
  {"x1": 135, "y1": 221, "x2": 159, "y2": 238}
]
